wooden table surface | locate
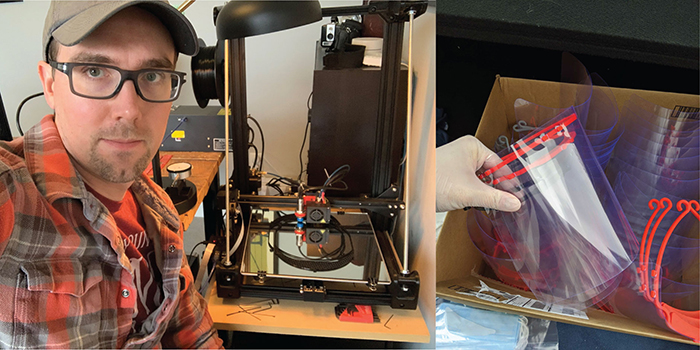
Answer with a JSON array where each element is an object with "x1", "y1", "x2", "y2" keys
[
  {"x1": 160, "y1": 151, "x2": 224, "y2": 231},
  {"x1": 205, "y1": 282, "x2": 431, "y2": 343}
]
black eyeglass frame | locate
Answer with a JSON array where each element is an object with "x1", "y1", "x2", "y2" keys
[{"x1": 49, "y1": 61, "x2": 187, "y2": 103}]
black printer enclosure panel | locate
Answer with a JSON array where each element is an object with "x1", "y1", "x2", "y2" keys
[{"x1": 308, "y1": 67, "x2": 408, "y2": 197}]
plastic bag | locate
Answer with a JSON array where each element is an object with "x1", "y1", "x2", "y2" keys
[{"x1": 436, "y1": 298, "x2": 559, "y2": 350}]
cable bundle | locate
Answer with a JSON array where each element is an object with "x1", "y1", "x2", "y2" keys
[{"x1": 268, "y1": 214, "x2": 354, "y2": 272}]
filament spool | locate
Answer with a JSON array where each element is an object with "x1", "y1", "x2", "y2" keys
[{"x1": 191, "y1": 39, "x2": 226, "y2": 108}]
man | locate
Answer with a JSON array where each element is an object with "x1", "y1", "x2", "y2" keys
[{"x1": 0, "y1": 1, "x2": 223, "y2": 348}]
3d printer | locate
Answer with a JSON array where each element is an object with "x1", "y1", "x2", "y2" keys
[{"x1": 188, "y1": 0, "x2": 428, "y2": 310}]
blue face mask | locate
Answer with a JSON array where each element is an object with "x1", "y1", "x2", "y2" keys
[{"x1": 436, "y1": 299, "x2": 528, "y2": 350}]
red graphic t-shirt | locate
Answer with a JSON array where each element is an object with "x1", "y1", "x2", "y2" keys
[{"x1": 87, "y1": 186, "x2": 163, "y2": 333}]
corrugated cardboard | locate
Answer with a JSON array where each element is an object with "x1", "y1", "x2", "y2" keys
[{"x1": 436, "y1": 76, "x2": 700, "y2": 345}]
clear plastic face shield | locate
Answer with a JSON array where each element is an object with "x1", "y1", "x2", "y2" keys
[{"x1": 478, "y1": 111, "x2": 638, "y2": 309}]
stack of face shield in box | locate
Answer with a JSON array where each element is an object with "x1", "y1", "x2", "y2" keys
[
  {"x1": 477, "y1": 110, "x2": 639, "y2": 309},
  {"x1": 480, "y1": 67, "x2": 627, "y2": 296},
  {"x1": 607, "y1": 95, "x2": 699, "y2": 249},
  {"x1": 604, "y1": 95, "x2": 699, "y2": 342}
]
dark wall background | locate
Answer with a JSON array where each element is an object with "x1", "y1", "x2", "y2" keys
[{"x1": 436, "y1": 0, "x2": 700, "y2": 145}]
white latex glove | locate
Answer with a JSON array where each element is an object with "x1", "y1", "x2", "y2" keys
[{"x1": 436, "y1": 135, "x2": 522, "y2": 212}]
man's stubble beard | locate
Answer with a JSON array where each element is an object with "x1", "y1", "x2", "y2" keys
[
  {"x1": 87, "y1": 125, "x2": 153, "y2": 184},
  {"x1": 88, "y1": 146, "x2": 151, "y2": 183}
]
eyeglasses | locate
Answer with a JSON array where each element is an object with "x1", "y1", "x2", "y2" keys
[{"x1": 49, "y1": 61, "x2": 186, "y2": 103}]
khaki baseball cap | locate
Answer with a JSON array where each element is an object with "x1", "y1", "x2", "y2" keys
[{"x1": 43, "y1": 0, "x2": 199, "y2": 61}]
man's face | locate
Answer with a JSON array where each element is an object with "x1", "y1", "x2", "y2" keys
[{"x1": 45, "y1": 7, "x2": 176, "y2": 184}]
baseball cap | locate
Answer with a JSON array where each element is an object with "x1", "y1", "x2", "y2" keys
[{"x1": 43, "y1": 0, "x2": 199, "y2": 62}]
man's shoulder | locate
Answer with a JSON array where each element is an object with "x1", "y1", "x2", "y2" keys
[
  {"x1": 0, "y1": 139, "x2": 27, "y2": 175},
  {"x1": 0, "y1": 140, "x2": 27, "y2": 256},
  {"x1": 0, "y1": 139, "x2": 32, "y2": 205}
]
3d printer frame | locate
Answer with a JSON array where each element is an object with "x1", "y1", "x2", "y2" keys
[{"x1": 213, "y1": 1, "x2": 428, "y2": 310}]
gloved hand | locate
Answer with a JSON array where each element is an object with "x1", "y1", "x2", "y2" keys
[{"x1": 436, "y1": 135, "x2": 521, "y2": 212}]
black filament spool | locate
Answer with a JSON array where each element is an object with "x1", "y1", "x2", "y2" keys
[{"x1": 191, "y1": 39, "x2": 226, "y2": 108}]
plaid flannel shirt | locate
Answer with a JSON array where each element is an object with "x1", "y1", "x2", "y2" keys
[{"x1": 0, "y1": 115, "x2": 223, "y2": 349}]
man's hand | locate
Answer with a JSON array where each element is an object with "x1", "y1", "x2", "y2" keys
[{"x1": 436, "y1": 135, "x2": 522, "y2": 212}]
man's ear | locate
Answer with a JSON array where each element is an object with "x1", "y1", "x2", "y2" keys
[{"x1": 37, "y1": 61, "x2": 55, "y2": 109}]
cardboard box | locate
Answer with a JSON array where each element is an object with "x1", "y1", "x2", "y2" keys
[{"x1": 436, "y1": 76, "x2": 700, "y2": 345}]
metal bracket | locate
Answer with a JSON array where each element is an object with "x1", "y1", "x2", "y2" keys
[
  {"x1": 255, "y1": 270, "x2": 267, "y2": 283},
  {"x1": 367, "y1": 277, "x2": 378, "y2": 292},
  {"x1": 378, "y1": 184, "x2": 400, "y2": 199}
]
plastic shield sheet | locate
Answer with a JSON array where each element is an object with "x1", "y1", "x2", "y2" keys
[
  {"x1": 621, "y1": 129, "x2": 700, "y2": 159},
  {"x1": 589, "y1": 124, "x2": 625, "y2": 169},
  {"x1": 621, "y1": 107, "x2": 699, "y2": 152},
  {"x1": 608, "y1": 157, "x2": 700, "y2": 197},
  {"x1": 627, "y1": 94, "x2": 700, "y2": 133},
  {"x1": 659, "y1": 278, "x2": 700, "y2": 311},
  {"x1": 478, "y1": 111, "x2": 638, "y2": 309},
  {"x1": 582, "y1": 73, "x2": 621, "y2": 136},
  {"x1": 611, "y1": 143, "x2": 700, "y2": 181},
  {"x1": 466, "y1": 209, "x2": 530, "y2": 290},
  {"x1": 626, "y1": 127, "x2": 700, "y2": 154},
  {"x1": 624, "y1": 108, "x2": 700, "y2": 146},
  {"x1": 512, "y1": 54, "x2": 593, "y2": 137},
  {"x1": 513, "y1": 72, "x2": 620, "y2": 148},
  {"x1": 591, "y1": 124, "x2": 624, "y2": 154},
  {"x1": 615, "y1": 136, "x2": 700, "y2": 172},
  {"x1": 560, "y1": 52, "x2": 593, "y2": 128},
  {"x1": 467, "y1": 209, "x2": 510, "y2": 259},
  {"x1": 627, "y1": 113, "x2": 700, "y2": 140}
]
